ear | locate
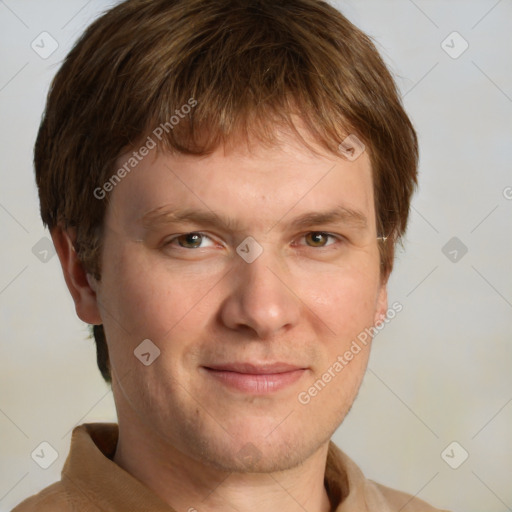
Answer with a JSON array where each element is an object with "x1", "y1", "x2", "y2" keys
[
  {"x1": 373, "y1": 277, "x2": 389, "y2": 326},
  {"x1": 51, "y1": 227, "x2": 102, "y2": 325}
]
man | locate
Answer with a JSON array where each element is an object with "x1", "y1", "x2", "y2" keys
[{"x1": 13, "y1": 0, "x2": 450, "y2": 510}]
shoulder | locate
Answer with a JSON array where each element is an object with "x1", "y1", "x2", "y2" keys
[
  {"x1": 10, "y1": 481, "x2": 74, "y2": 512},
  {"x1": 326, "y1": 442, "x2": 451, "y2": 511},
  {"x1": 369, "y1": 480, "x2": 452, "y2": 512}
]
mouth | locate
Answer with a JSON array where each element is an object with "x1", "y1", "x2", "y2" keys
[{"x1": 202, "y1": 362, "x2": 308, "y2": 394}]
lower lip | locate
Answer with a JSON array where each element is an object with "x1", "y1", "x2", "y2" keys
[{"x1": 203, "y1": 368, "x2": 306, "y2": 394}]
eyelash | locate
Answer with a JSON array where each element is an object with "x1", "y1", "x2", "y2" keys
[{"x1": 162, "y1": 231, "x2": 345, "y2": 250}]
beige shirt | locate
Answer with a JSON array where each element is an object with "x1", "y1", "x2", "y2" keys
[{"x1": 12, "y1": 423, "x2": 449, "y2": 511}]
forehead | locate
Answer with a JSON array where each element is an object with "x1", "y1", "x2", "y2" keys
[{"x1": 105, "y1": 129, "x2": 375, "y2": 233}]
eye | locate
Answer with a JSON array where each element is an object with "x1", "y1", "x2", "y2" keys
[
  {"x1": 162, "y1": 231, "x2": 343, "y2": 252},
  {"x1": 302, "y1": 232, "x2": 340, "y2": 248},
  {"x1": 165, "y1": 232, "x2": 216, "y2": 249}
]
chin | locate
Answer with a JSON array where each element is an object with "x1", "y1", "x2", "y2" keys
[
  {"x1": 201, "y1": 439, "x2": 312, "y2": 473},
  {"x1": 178, "y1": 417, "x2": 333, "y2": 474}
]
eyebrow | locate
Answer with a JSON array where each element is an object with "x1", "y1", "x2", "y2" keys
[{"x1": 141, "y1": 204, "x2": 368, "y2": 232}]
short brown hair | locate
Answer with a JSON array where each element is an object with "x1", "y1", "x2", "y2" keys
[{"x1": 35, "y1": 0, "x2": 418, "y2": 383}]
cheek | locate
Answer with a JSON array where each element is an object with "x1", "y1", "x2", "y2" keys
[
  {"x1": 99, "y1": 244, "x2": 211, "y2": 338},
  {"x1": 297, "y1": 266, "x2": 378, "y2": 411},
  {"x1": 97, "y1": 251, "x2": 207, "y2": 389},
  {"x1": 301, "y1": 262, "x2": 381, "y2": 338}
]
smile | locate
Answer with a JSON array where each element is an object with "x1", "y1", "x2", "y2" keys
[{"x1": 202, "y1": 363, "x2": 307, "y2": 394}]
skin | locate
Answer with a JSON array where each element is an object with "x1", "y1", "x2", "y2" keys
[{"x1": 53, "y1": 127, "x2": 388, "y2": 512}]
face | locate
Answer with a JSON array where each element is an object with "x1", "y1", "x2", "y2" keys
[{"x1": 89, "y1": 129, "x2": 388, "y2": 473}]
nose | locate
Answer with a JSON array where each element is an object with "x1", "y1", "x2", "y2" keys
[{"x1": 219, "y1": 249, "x2": 301, "y2": 339}]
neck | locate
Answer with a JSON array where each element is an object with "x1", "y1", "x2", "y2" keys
[{"x1": 113, "y1": 419, "x2": 332, "y2": 512}]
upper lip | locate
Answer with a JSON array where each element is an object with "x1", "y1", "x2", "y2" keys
[{"x1": 204, "y1": 362, "x2": 305, "y2": 374}]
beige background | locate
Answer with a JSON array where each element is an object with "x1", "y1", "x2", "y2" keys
[{"x1": 1, "y1": 1, "x2": 511, "y2": 511}]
